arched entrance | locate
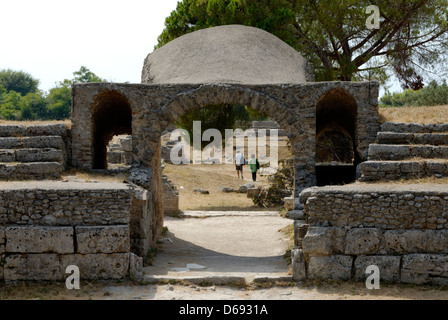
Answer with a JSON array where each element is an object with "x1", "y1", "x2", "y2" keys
[
  {"x1": 315, "y1": 88, "x2": 359, "y2": 186},
  {"x1": 91, "y1": 90, "x2": 132, "y2": 169}
]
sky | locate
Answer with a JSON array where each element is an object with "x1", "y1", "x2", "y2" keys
[
  {"x1": 1, "y1": 0, "x2": 401, "y2": 96},
  {"x1": 1, "y1": 0, "x2": 180, "y2": 92}
]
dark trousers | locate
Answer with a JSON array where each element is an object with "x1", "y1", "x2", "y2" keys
[{"x1": 252, "y1": 172, "x2": 257, "y2": 182}]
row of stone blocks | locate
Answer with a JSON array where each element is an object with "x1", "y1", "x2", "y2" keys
[
  {"x1": 0, "y1": 124, "x2": 67, "y2": 137},
  {"x1": 360, "y1": 160, "x2": 448, "y2": 181},
  {"x1": 368, "y1": 144, "x2": 448, "y2": 161},
  {"x1": 0, "y1": 182, "x2": 149, "y2": 281},
  {"x1": 293, "y1": 185, "x2": 448, "y2": 285},
  {"x1": 0, "y1": 225, "x2": 139, "y2": 281},
  {"x1": 0, "y1": 148, "x2": 62, "y2": 163}
]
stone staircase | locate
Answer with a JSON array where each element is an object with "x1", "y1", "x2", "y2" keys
[
  {"x1": 0, "y1": 124, "x2": 67, "y2": 180},
  {"x1": 360, "y1": 122, "x2": 448, "y2": 182}
]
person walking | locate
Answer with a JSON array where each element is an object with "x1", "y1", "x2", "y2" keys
[
  {"x1": 235, "y1": 150, "x2": 245, "y2": 179},
  {"x1": 249, "y1": 154, "x2": 259, "y2": 182}
]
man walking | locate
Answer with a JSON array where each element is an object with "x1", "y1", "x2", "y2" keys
[{"x1": 235, "y1": 150, "x2": 245, "y2": 179}]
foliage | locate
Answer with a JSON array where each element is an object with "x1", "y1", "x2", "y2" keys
[
  {"x1": 380, "y1": 80, "x2": 448, "y2": 107},
  {"x1": 253, "y1": 159, "x2": 294, "y2": 208},
  {"x1": 176, "y1": 104, "x2": 269, "y2": 147},
  {"x1": 0, "y1": 69, "x2": 39, "y2": 96},
  {"x1": 157, "y1": 0, "x2": 448, "y2": 88},
  {"x1": 0, "y1": 66, "x2": 105, "y2": 121}
]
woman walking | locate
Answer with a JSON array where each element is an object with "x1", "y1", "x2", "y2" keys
[{"x1": 249, "y1": 154, "x2": 259, "y2": 182}]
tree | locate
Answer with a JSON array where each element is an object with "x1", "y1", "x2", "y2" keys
[
  {"x1": 0, "y1": 69, "x2": 39, "y2": 96},
  {"x1": 72, "y1": 66, "x2": 106, "y2": 84},
  {"x1": 0, "y1": 91, "x2": 23, "y2": 120},
  {"x1": 46, "y1": 84, "x2": 71, "y2": 120},
  {"x1": 157, "y1": 0, "x2": 448, "y2": 89}
]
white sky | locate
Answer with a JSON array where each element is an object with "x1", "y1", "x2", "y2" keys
[
  {"x1": 1, "y1": 0, "x2": 180, "y2": 92},
  {"x1": 1, "y1": 0, "x2": 401, "y2": 96}
]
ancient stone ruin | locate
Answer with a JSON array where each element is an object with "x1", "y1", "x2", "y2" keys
[{"x1": 0, "y1": 25, "x2": 446, "y2": 285}]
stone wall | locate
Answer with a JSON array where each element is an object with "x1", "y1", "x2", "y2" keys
[
  {"x1": 293, "y1": 184, "x2": 448, "y2": 285},
  {"x1": 0, "y1": 181, "x2": 146, "y2": 282},
  {"x1": 71, "y1": 82, "x2": 380, "y2": 242}
]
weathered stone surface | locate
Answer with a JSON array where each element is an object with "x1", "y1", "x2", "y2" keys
[
  {"x1": 15, "y1": 148, "x2": 62, "y2": 162},
  {"x1": 221, "y1": 187, "x2": 235, "y2": 193},
  {"x1": 345, "y1": 228, "x2": 383, "y2": 255},
  {"x1": 283, "y1": 197, "x2": 295, "y2": 211},
  {"x1": 307, "y1": 255, "x2": 353, "y2": 281},
  {"x1": 384, "y1": 230, "x2": 448, "y2": 254},
  {"x1": 291, "y1": 249, "x2": 306, "y2": 281},
  {"x1": 247, "y1": 188, "x2": 260, "y2": 198},
  {"x1": 0, "y1": 125, "x2": 26, "y2": 137},
  {"x1": 75, "y1": 225, "x2": 130, "y2": 254},
  {"x1": 60, "y1": 253, "x2": 130, "y2": 280},
  {"x1": 4, "y1": 254, "x2": 62, "y2": 281},
  {"x1": 401, "y1": 254, "x2": 448, "y2": 285},
  {"x1": 354, "y1": 256, "x2": 401, "y2": 282},
  {"x1": 0, "y1": 150, "x2": 15, "y2": 162},
  {"x1": 130, "y1": 253, "x2": 143, "y2": 281},
  {"x1": 303, "y1": 227, "x2": 345, "y2": 256},
  {"x1": 5, "y1": 226, "x2": 74, "y2": 254},
  {"x1": 26, "y1": 124, "x2": 67, "y2": 136},
  {"x1": 108, "y1": 151, "x2": 122, "y2": 164}
]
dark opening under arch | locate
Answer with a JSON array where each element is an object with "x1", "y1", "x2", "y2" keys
[
  {"x1": 315, "y1": 88, "x2": 359, "y2": 186},
  {"x1": 91, "y1": 90, "x2": 132, "y2": 169}
]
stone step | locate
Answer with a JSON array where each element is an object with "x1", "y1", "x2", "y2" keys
[
  {"x1": 359, "y1": 160, "x2": 448, "y2": 182},
  {"x1": 376, "y1": 132, "x2": 448, "y2": 146},
  {"x1": 0, "y1": 124, "x2": 67, "y2": 137},
  {"x1": 0, "y1": 162, "x2": 63, "y2": 180},
  {"x1": 0, "y1": 148, "x2": 63, "y2": 163},
  {"x1": 0, "y1": 136, "x2": 64, "y2": 149},
  {"x1": 381, "y1": 122, "x2": 448, "y2": 134},
  {"x1": 368, "y1": 144, "x2": 448, "y2": 161}
]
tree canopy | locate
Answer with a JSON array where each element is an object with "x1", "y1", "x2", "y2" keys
[
  {"x1": 0, "y1": 69, "x2": 39, "y2": 96},
  {"x1": 0, "y1": 66, "x2": 105, "y2": 120},
  {"x1": 157, "y1": 0, "x2": 448, "y2": 89}
]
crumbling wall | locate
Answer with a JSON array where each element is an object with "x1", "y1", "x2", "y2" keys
[{"x1": 293, "y1": 184, "x2": 448, "y2": 285}]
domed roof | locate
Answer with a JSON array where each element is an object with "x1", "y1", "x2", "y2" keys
[{"x1": 141, "y1": 25, "x2": 313, "y2": 85}]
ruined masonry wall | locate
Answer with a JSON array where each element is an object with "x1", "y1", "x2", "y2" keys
[
  {"x1": 293, "y1": 184, "x2": 448, "y2": 285},
  {"x1": 0, "y1": 182, "x2": 145, "y2": 282}
]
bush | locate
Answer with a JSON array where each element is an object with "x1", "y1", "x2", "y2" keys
[
  {"x1": 380, "y1": 80, "x2": 448, "y2": 107},
  {"x1": 253, "y1": 159, "x2": 294, "y2": 207}
]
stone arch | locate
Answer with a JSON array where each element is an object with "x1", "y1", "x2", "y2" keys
[
  {"x1": 315, "y1": 88, "x2": 359, "y2": 185},
  {"x1": 158, "y1": 85, "x2": 298, "y2": 140},
  {"x1": 91, "y1": 89, "x2": 132, "y2": 169}
]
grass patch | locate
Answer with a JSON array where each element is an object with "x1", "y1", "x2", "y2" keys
[{"x1": 379, "y1": 105, "x2": 448, "y2": 124}]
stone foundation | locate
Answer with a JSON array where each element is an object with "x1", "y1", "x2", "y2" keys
[
  {"x1": 293, "y1": 184, "x2": 448, "y2": 285},
  {"x1": 0, "y1": 181, "x2": 147, "y2": 282}
]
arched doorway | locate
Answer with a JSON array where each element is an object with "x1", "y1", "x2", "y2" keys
[
  {"x1": 91, "y1": 90, "x2": 132, "y2": 170},
  {"x1": 315, "y1": 88, "x2": 359, "y2": 186}
]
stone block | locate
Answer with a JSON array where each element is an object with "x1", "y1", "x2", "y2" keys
[
  {"x1": 15, "y1": 148, "x2": 62, "y2": 162},
  {"x1": 303, "y1": 227, "x2": 345, "y2": 256},
  {"x1": 122, "y1": 152, "x2": 133, "y2": 165},
  {"x1": 345, "y1": 228, "x2": 383, "y2": 255},
  {"x1": 247, "y1": 188, "x2": 260, "y2": 198},
  {"x1": 75, "y1": 225, "x2": 130, "y2": 254},
  {"x1": 108, "y1": 151, "x2": 122, "y2": 164},
  {"x1": 0, "y1": 125, "x2": 26, "y2": 137},
  {"x1": 6, "y1": 226, "x2": 74, "y2": 254},
  {"x1": 130, "y1": 253, "x2": 143, "y2": 281},
  {"x1": 291, "y1": 249, "x2": 306, "y2": 281},
  {"x1": 120, "y1": 137, "x2": 133, "y2": 152},
  {"x1": 385, "y1": 230, "x2": 448, "y2": 254},
  {"x1": 0, "y1": 137, "x2": 21, "y2": 149},
  {"x1": 0, "y1": 150, "x2": 15, "y2": 162},
  {"x1": 26, "y1": 124, "x2": 66, "y2": 136},
  {"x1": 354, "y1": 256, "x2": 401, "y2": 282},
  {"x1": 4, "y1": 254, "x2": 63, "y2": 281},
  {"x1": 307, "y1": 255, "x2": 353, "y2": 281},
  {"x1": 22, "y1": 136, "x2": 64, "y2": 149},
  {"x1": 60, "y1": 253, "x2": 130, "y2": 280},
  {"x1": 15, "y1": 162, "x2": 62, "y2": 175},
  {"x1": 401, "y1": 254, "x2": 448, "y2": 285},
  {"x1": 283, "y1": 197, "x2": 295, "y2": 211}
]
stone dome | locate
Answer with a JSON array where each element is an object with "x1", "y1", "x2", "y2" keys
[{"x1": 141, "y1": 25, "x2": 313, "y2": 85}]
